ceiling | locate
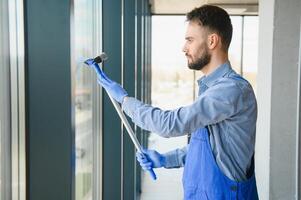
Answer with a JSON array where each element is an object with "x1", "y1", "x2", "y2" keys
[{"x1": 150, "y1": 0, "x2": 259, "y2": 15}]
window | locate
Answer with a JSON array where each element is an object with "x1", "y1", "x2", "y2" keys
[
  {"x1": 229, "y1": 16, "x2": 259, "y2": 92},
  {"x1": 242, "y1": 16, "x2": 259, "y2": 92},
  {"x1": 1, "y1": 0, "x2": 26, "y2": 199},
  {"x1": 144, "y1": 16, "x2": 192, "y2": 200},
  {"x1": 72, "y1": 0, "x2": 102, "y2": 199}
]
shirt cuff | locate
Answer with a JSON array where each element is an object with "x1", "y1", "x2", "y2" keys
[{"x1": 163, "y1": 150, "x2": 180, "y2": 169}]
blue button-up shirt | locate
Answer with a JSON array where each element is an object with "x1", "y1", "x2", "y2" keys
[{"x1": 122, "y1": 61, "x2": 257, "y2": 181}]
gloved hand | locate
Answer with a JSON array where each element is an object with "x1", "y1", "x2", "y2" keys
[
  {"x1": 84, "y1": 58, "x2": 128, "y2": 103},
  {"x1": 136, "y1": 149, "x2": 166, "y2": 171}
]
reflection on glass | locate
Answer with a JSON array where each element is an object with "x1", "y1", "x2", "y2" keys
[
  {"x1": 74, "y1": 0, "x2": 94, "y2": 199},
  {"x1": 243, "y1": 16, "x2": 259, "y2": 92}
]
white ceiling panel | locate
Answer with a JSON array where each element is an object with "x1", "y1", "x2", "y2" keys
[{"x1": 150, "y1": 0, "x2": 258, "y2": 15}]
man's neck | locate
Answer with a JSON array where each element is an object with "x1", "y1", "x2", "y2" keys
[{"x1": 201, "y1": 56, "x2": 228, "y2": 76}]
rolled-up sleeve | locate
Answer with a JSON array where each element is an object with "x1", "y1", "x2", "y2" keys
[{"x1": 122, "y1": 80, "x2": 242, "y2": 138}]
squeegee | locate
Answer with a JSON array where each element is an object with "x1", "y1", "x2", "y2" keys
[{"x1": 84, "y1": 53, "x2": 157, "y2": 180}]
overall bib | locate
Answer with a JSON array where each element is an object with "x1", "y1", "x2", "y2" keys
[{"x1": 183, "y1": 128, "x2": 258, "y2": 200}]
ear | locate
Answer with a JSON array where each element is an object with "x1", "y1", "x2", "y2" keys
[{"x1": 207, "y1": 33, "x2": 219, "y2": 50}]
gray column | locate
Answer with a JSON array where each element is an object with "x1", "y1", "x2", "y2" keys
[
  {"x1": 123, "y1": 0, "x2": 136, "y2": 199},
  {"x1": 256, "y1": 0, "x2": 301, "y2": 199},
  {"x1": 25, "y1": 0, "x2": 74, "y2": 199},
  {"x1": 102, "y1": 0, "x2": 122, "y2": 199}
]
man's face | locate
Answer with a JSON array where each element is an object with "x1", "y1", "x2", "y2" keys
[{"x1": 183, "y1": 21, "x2": 211, "y2": 71}]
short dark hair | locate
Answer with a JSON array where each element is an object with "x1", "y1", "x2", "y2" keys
[{"x1": 186, "y1": 5, "x2": 233, "y2": 51}]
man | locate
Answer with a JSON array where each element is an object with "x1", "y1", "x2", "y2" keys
[{"x1": 85, "y1": 4, "x2": 258, "y2": 200}]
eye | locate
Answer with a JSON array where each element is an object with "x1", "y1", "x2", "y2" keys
[
  {"x1": 185, "y1": 37, "x2": 193, "y2": 43},
  {"x1": 188, "y1": 38, "x2": 193, "y2": 43}
]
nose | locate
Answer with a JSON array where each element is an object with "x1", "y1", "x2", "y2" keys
[{"x1": 182, "y1": 43, "x2": 187, "y2": 53}]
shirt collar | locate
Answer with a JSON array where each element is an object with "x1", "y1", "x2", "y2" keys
[{"x1": 197, "y1": 61, "x2": 232, "y2": 88}]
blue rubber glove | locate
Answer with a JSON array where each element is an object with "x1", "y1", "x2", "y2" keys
[
  {"x1": 84, "y1": 58, "x2": 128, "y2": 103},
  {"x1": 136, "y1": 149, "x2": 166, "y2": 171}
]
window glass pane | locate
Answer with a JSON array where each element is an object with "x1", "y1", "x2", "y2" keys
[
  {"x1": 142, "y1": 15, "x2": 192, "y2": 200},
  {"x1": 229, "y1": 16, "x2": 243, "y2": 74},
  {"x1": 73, "y1": 1, "x2": 95, "y2": 199},
  {"x1": 242, "y1": 16, "x2": 259, "y2": 92}
]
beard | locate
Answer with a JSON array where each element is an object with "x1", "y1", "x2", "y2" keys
[{"x1": 187, "y1": 46, "x2": 211, "y2": 71}]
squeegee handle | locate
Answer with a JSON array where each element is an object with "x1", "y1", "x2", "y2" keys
[
  {"x1": 136, "y1": 147, "x2": 156, "y2": 180},
  {"x1": 107, "y1": 93, "x2": 157, "y2": 180},
  {"x1": 147, "y1": 168, "x2": 157, "y2": 180},
  {"x1": 90, "y1": 63, "x2": 156, "y2": 180}
]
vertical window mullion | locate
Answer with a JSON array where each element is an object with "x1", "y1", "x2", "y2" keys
[{"x1": 241, "y1": 16, "x2": 245, "y2": 76}]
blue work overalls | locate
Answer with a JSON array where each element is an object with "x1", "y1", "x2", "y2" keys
[{"x1": 183, "y1": 128, "x2": 258, "y2": 200}]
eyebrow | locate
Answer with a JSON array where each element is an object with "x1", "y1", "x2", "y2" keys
[{"x1": 185, "y1": 37, "x2": 193, "y2": 40}]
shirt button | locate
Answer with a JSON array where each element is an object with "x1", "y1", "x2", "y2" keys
[{"x1": 230, "y1": 186, "x2": 237, "y2": 191}]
